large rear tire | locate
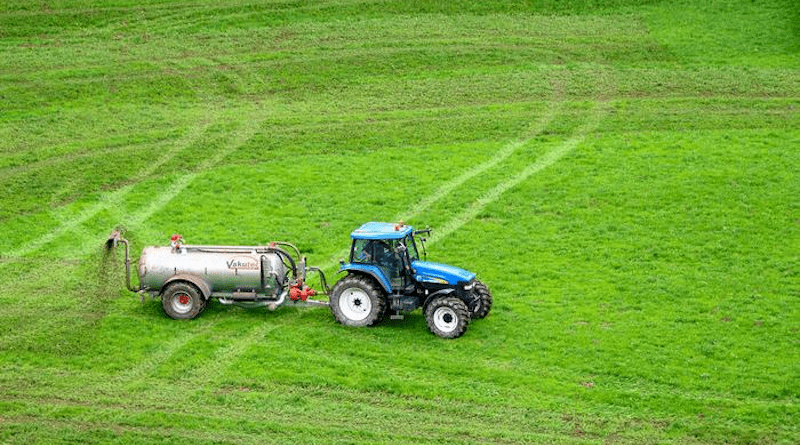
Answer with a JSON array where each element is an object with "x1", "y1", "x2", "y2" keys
[
  {"x1": 330, "y1": 275, "x2": 386, "y2": 327},
  {"x1": 425, "y1": 296, "x2": 470, "y2": 339},
  {"x1": 470, "y1": 280, "x2": 493, "y2": 319},
  {"x1": 162, "y1": 282, "x2": 204, "y2": 320}
]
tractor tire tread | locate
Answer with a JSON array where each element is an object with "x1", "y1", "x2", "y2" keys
[
  {"x1": 329, "y1": 274, "x2": 387, "y2": 327},
  {"x1": 425, "y1": 295, "x2": 470, "y2": 339},
  {"x1": 471, "y1": 280, "x2": 493, "y2": 319}
]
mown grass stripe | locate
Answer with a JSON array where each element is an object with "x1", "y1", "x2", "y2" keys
[
  {"x1": 1, "y1": 102, "x2": 265, "y2": 259},
  {"x1": 319, "y1": 103, "x2": 562, "y2": 269},
  {"x1": 0, "y1": 115, "x2": 214, "y2": 258},
  {"x1": 117, "y1": 324, "x2": 216, "y2": 381},
  {"x1": 0, "y1": 386, "x2": 629, "y2": 444},
  {"x1": 429, "y1": 102, "x2": 608, "y2": 246},
  {"x1": 396, "y1": 102, "x2": 562, "y2": 224},
  {"x1": 124, "y1": 107, "x2": 264, "y2": 230},
  {"x1": 187, "y1": 322, "x2": 283, "y2": 386}
]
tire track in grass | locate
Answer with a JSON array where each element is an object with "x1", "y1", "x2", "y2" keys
[
  {"x1": 0, "y1": 261, "x2": 89, "y2": 350},
  {"x1": 185, "y1": 320, "x2": 283, "y2": 387},
  {"x1": 117, "y1": 321, "x2": 219, "y2": 381},
  {"x1": 395, "y1": 103, "x2": 561, "y2": 224},
  {"x1": 123, "y1": 106, "x2": 264, "y2": 232},
  {"x1": 1, "y1": 365, "x2": 792, "y2": 443},
  {"x1": 3, "y1": 105, "x2": 264, "y2": 258},
  {"x1": 321, "y1": 104, "x2": 561, "y2": 269},
  {"x1": 0, "y1": 138, "x2": 165, "y2": 179},
  {"x1": 427, "y1": 102, "x2": 607, "y2": 246},
  {"x1": 1, "y1": 114, "x2": 214, "y2": 259}
]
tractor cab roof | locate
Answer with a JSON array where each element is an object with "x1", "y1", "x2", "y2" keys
[{"x1": 350, "y1": 222, "x2": 414, "y2": 240}]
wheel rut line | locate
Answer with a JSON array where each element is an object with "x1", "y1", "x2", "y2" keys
[
  {"x1": 0, "y1": 139, "x2": 164, "y2": 179},
  {"x1": 0, "y1": 413, "x2": 473, "y2": 443},
  {"x1": 1, "y1": 116, "x2": 214, "y2": 259},
  {"x1": 0, "y1": 414, "x2": 295, "y2": 444},
  {"x1": 186, "y1": 321, "x2": 282, "y2": 386},
  {"x1": 0, "y1": 395, "x2": 532, "y2": 440},
  {"x1": 125, "y1": 106, "x2": 264, "y2": 234},
  {"x1": 396, "y1": 102, "x2": 562, "y2": 224},
  {"x1": 117, "y1": 322, "x2": 219, "y2": 381},
  {"x1": 3, "y1": 105, "x2": 263, "y2": 258},
  {"x1": 321, "y1": 103, "x2": 562, "y2": 270},
  {"x1": 428, "y1": 102, "x2": 608, "y2": 246}
]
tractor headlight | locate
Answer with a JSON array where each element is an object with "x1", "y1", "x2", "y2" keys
[{"x1": 463, "y1": 281, "x2": 475, "y2": 291}]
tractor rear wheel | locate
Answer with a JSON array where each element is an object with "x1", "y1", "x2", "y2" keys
[
  {"x1": 162, "y1": 282, "x2": 204, "y2": 320},
  {"x1": 470, "y1": 280, "x2": 493, "y2": 319},
  {"x1": 330, "y1": 275, "x2": 386, "y2": 327},
  {"x1": 425, "y1": 296, "x2": 470, "y2": 339}
]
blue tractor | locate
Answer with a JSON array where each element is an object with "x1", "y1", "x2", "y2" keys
[{"x1": 330, "y1": 222, "x2": 493, "y2": 338}]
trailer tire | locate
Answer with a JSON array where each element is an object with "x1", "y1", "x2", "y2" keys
[
  {"x1": 330, "y1": 275, "x2": 386, "y2": 327},
  {"x1": 162, "y1": 282, "x2": 204, "y2": 320},
  {"x1": 425, "y1": 296, "x2": 470, "y2": 339},
  {"x1": 470, "y1": 281, "x2": 493, "y2": 319}
]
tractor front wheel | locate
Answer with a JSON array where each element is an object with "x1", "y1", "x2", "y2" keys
[
  {"x1": 330, "y1": 275, "x2": 386, "y2": 327},
  {"x1": 425, "y1": 296, "x2": 470, "y2": 339},
  {"x1": 469, "y1": 280, "x2": 493, "y2": 319}
]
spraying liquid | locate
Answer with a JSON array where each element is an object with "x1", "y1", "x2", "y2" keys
[{"x1": 96, "y1": 227, "x2": 128, "y2": 302}]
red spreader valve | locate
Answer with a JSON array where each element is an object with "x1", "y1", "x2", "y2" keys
[
  {"x1": 170, "y1": 234, "x2": 183, "y2": 250},
  {"x1": 289, "y1": 280, "x2": 317, "y2": 302}
]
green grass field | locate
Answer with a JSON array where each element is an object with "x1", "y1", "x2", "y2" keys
[{"x1": 1, "y1": 0, "x2": 798, "y2": 443}]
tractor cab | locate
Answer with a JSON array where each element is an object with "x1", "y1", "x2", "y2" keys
[
  {"x1": 347, "y1": 222, "x2": 419, "y2": 291},
  {"x1": 342, "y1": 221, "x2": 481, "y2": 295}
]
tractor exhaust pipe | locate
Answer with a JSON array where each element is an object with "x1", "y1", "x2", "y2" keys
[{"x1": 106, "y1": 230, "x2": 141, "y2": 293}]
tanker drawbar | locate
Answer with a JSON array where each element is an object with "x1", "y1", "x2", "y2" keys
[{"x1": 106, "y1": 231, "x2": 329, "y2": 319}]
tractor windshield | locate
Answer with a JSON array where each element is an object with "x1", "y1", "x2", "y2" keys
[
  {"x1": 350, "y1": 234, "x2": 420, "y2": 271},
  {"x1": 352, "y1": 239, "x2": 395, "y2": 265},
  {"x1": 404, "y1": 235, "x2": 420, "y2": 262}
]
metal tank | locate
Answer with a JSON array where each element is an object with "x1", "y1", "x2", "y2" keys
[
  {"x1": 139, "y1": 245, "x2": 289, "y2": 300},
  {"x1": 106, "y1": 231, "x2": 329, "y2": 320}
]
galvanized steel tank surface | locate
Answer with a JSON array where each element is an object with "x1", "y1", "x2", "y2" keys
[{"x1": 138, "y1": 245, "x2": 288, "y2": 295}]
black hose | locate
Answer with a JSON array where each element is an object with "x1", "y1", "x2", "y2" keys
[
  {"x1": 305, "y1": 266, "x2": 331, "y2": 295},
  {"x1": 265, "y1": 247, "x2": 297, "y2": 279}
]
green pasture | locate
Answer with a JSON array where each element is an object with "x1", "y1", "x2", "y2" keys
[{"x1": 1, "y1": 0, "x2": 798, "y2": 443}]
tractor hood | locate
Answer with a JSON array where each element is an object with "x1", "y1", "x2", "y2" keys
[{"x1": 412, "y1": 261, "x2": 475, "y2": 286}]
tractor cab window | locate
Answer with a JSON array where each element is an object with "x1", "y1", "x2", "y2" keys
[
  {"x1": 403, "y1": 235, "x2": 420, "y2": 262},
  {"x1": 352, "y1": 239, "x2": 398, "y2": 267},
  {"x1": 352, "y1": 238, "x2": 403, "y2": 284}
]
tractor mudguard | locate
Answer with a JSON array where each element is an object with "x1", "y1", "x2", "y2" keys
[
  {"x1": 161, "y1": 273, "x2": 212, "y2": 300},
  {"x1": 339, "y1": 263, "x2": 392, "y2": 293},
  {"x1": 422, "y1": 287, "x2": 457, "y2": 310}
]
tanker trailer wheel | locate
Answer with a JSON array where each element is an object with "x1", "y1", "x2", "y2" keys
[
  {"x1": 162, "y1": 282, "x2": 204, "y2": 320},
  {"x1": 329, "y1": 275, "x2": 386, "y2": 327},
  {"x1": 469, "y1": 280, "x2": 493, "y2": 319},
  {"x1": 425, "y1": 296, "x2": 470, "y2": 339}
]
